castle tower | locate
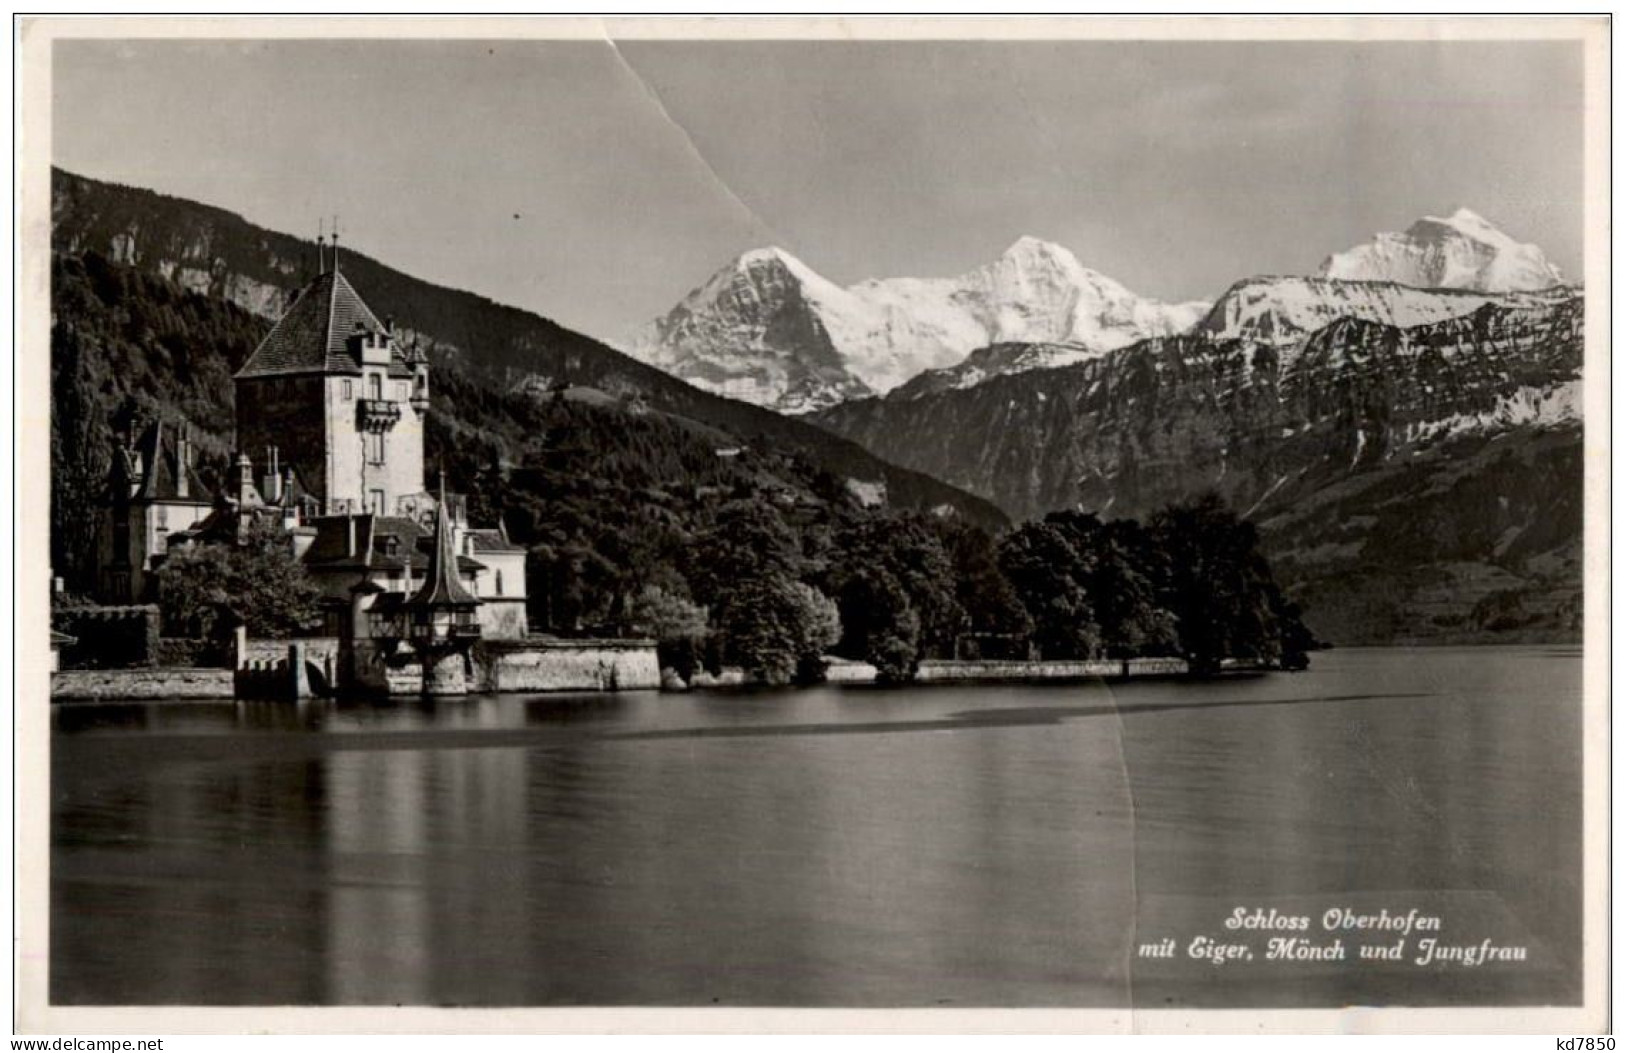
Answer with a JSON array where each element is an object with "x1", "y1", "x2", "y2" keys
[{"x1": 232, "y1": 250, "x2": 429, "y2": 516}]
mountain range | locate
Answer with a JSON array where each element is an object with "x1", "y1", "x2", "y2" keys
[
  {"x1": 629, "y1": 237, "x2": 1208, "y2": 413},
  {"x1": 631, "y1": 208, "x2": 1570, "y2": 413}
]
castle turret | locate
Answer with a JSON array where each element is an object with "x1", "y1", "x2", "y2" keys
[{"x1": 402, "y1": 474, "x2": 480, "y2": 695}]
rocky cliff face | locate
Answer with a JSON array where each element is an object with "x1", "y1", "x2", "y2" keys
[
  {"x1": 814, "y1": 297, "x2": 1583, "y2": 642},
  {"x1": 52, "y1": 170, "x2": 304, "y2": 321},
  {"x1": 1319, "y1": 207, "x2": 1566, "y2": 292},
  {"x1": 630, "y1": 237, "x2": 1207, "y2": 413}
]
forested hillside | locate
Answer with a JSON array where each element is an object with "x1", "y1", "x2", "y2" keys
[{"x1": 51, "y1": 168, "x2": 1007, "y2": 531}]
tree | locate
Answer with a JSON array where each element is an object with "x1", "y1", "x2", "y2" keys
[
  {"x1": 997, "y1": 521, "x2": 1101, "y2": 659},
  {"x1": 1047, "y1": 514, "x2": 1178, "y2": 659},
  {"x1": 625, "y1": 584, "x2": 711, "y2": 683},
  {"x1": 687, "y1": 500, "x2": 804, "y2": 610},
  {"x1": 50, "y1": 323, "x2": 111, "y2": 594},
  {"x1": 826, "y1": 515, "x2": 964, "y2": 678},
  {"x1": 717, "y1": 574, "x2": 841, "y2": 685},
  {"x1": 1149, "y1": 493, "x2": 1308, "y2": 674},
  {"x1": 835, "y1": 568, "x2": 921, "y2": 682},
  {"x1": 1270, "y1": 588, "x2": 1316, "y2": 671},
  {"x1": 156, "y1": 520, "x2": 321, "y2": 638},
  {"x1": 934, "y1": 519, "x2": 1033, "y2": 641}
]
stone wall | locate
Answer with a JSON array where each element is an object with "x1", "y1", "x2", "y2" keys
[
  {"x1": 915, "y1": 657, "x2": 1188, "y2": 682},
  {"x1": 822, "y1": 658, "x2": 880, "y2": 683},
  {"x1": 234, "y1": 635, "x2": 343, "y2": 698},
  {"x1": 1124, "y1": 657, "x2": 1190, "y2": 676},
  {"x1": 473, "y1": 638, "x2": 660, "y2": 693},
  {"x1": 53, "y1": 668, "x2": 235, "y2": 701},
  {"x1": 688, "y1": 667, "x2": 747, "y2": 689},
  {"x1": 236, "y1": 635, "x2": 341, "y2": 669},
  {"x1": 52, "y1": 606, "x2": 161, "y2": 669}
]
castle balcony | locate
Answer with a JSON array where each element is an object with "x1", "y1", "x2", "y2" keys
[
  {"x1": 356, "y1": 398, "x2": 402, "y2": 432},
  {"x1": 406, "y1": 608, "x2": 483, "y2": 648}
]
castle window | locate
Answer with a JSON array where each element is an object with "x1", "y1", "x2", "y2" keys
[
  {"x1": 156, "y1": 506, "x2": 168, "y2": 529},
  {"x1": 397, "y1": 381, "x2": 409, "y2": 400},
  {"x1": 367, "y1": 432, "x2": 385, "y2": 465},
  {"x1": 495, "y1": 569, "x2": 504, "y2": 597},
  {"x1": 342, "y1": 379, "x2": 353, "y2": 401},
  {"x1": 369, "y1": 489, "x2": 385, "y2": 515},
  {"x1": 368, "y1": 373, "x2": 382, "y2": 400}
]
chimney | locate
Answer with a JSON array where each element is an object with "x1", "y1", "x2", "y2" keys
[
  {"x1": 235, "y1": 452, "x2": 254, "y2": 507},
  {"x1": 263, "y1": 446, "x2": 283, "y2": 502}
]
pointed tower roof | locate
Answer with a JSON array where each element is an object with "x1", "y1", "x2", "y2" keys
[
  {"x1": 116, "y1": 419, "x2": 213, "y2": 504},
  {"x1": 407, "y1": 475, "x2": 479, "y2": 609},
  {"x1": 234, "y1": 269, "x2": 393, "y2": 379}
]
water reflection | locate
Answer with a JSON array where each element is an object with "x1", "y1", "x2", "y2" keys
[{"x1": 51, "y1": 648, "x2": 1581, "y2": 1007}]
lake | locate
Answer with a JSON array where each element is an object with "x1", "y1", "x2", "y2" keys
[{"x1": 49, "y1": 646, "x2": 1583, "y2": 1008}]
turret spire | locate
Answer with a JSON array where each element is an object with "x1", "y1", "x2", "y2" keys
[{"x1": 407, "y1": 468, "x2": 478, "y2": 609}]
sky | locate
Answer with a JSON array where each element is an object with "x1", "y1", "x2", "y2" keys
[{"x1": 52, "y1": 36, "x2": 1585, "y2": 344}]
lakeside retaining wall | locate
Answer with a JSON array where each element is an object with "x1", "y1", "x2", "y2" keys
[
  {"x1": 52, "y1": 668, "x2": 235, "y2": 701},
  {"x1": 915, "y1": 657, "x2": 1189, "y2": 682},
  {"x1": 473, "y1": 638, "x2": 661, "y2": 693},
  {"x1": 51, "y1": 645, "x2": 1191, "y2": 701},
  {"x1": 823, "y1": 659, "x2": 880, "y2": 684}
]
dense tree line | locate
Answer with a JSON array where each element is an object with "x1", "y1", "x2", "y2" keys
[{"x1": 447, "y1": 390, "x2": 1314, "y2": 682}]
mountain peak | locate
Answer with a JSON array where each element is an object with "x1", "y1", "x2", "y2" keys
[
  {"x1": 1410, "y1": 207, "x2": 1513, "y2": 246},
  {"x1": 1321, "y1": 209, "x2": 1563, "y2": 293},
  {"x1": 999, "y1": 235, "x2": 1078, "y2": 266},
  {"x1": 735, "y1": 245, "x2": 804, "y2": 269}
]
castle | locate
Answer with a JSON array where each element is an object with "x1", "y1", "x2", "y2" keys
[{"x1": 99, "y1": 242, "x2": 527, "y2": 650}]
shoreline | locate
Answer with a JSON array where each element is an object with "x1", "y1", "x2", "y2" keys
[{"x1": 49, "y1": 641, "x2": 1578, "y2": 704}]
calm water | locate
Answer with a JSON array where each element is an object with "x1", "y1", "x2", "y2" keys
[{"x1": 50, "y1": 647, "x2": 1583, "y2": 1007}]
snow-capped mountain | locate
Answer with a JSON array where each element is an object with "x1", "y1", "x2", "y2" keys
[
  {"x1": 1192, "y1": 275, "x2": 1567, "y2": 347},
  {"x1": 630, "y1": 237, "x2": 1208, "y2": 413},
  {"x1": 1319, "y1": 208, "x2": 1566, "y2": 292}
]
